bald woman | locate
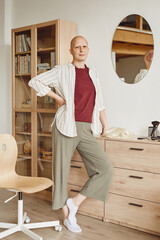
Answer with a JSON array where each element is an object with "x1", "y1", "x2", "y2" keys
[{"x1": 28, "y1": 36, "x2": 113, "y2": 233}]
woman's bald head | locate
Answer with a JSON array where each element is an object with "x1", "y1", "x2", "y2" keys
[{"x1": 70, "y1": 36, "x2": 88, "y2": 49}]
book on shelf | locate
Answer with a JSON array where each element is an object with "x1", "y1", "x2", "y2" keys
[
  {"x1": 25, "y1": 36, "x2": 31, "y2": 50},
  {"x1": 24, "y1": 55, "x2": 28, "y2": 73},
  {"x1": 21, "y1": 34, "x2": 27, "y2": 52},
  {"x1": 51, "y1": 52, "x2": 56, "y2": 68},
  {"x1": 37, "y1": 63, "x2": 50, "y2": 67},
  {"x1": 38, "y1": 66, "x2": 51, "y2": 70},
  {"x1": 28, "y1": 55, "x2": 31, "y2": 73},
  {"x1": 15, "y1": 56, "x2": 17, "y2": 74},
  {"x1": 16, "y1": 35, "x2": 21, "y2": 53},
  {"x1": 20, "y1": 55, "x2": 24, "y2": 73},
  {"x1": 16, "y1": 34, "x2": 31, "y2": 53},
  {"x1": 37, "y1": 63, "x2": 51, "y2": 70},
  {"x1": 15, "y1": 54, "x2": 31, "y2": 74}
]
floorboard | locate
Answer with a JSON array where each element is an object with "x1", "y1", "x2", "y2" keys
[{"x1": 0, "y1": 190, "x2": 159, "y2": 240}]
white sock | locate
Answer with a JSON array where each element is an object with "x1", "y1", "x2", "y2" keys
[
  {"x1": 66, "y1": 198, "x2": 78, "y2": 225},
  {"x1": 63, "y1": 219, "x2": 82, "y2": 233}
]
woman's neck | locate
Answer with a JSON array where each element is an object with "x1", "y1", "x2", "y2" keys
[{"x1": 72, "y1": 60, "x2": 85, "y2": 69}]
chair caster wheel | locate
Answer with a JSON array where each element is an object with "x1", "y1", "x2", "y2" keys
[
  {"x1": 24, "y1": 217, "x2": 31, "y2": 224},
  {"x1": 55, "y1": 225, "x2": 62, "y2": 231},
  {"x1": 23, "y1": 212, "x2": 31, "y2": 224}
]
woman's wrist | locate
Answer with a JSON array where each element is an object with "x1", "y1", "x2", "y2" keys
[
  {"x1": 102, "y1": 125, "x2": 107, "y2": 130},
  {"x1": 102, "y1": 129, "x2": 107, "y2": 134},
  {"x1": 47, "y1": 90, "x2": 59, "y2": 101},
  {"x1": 54, "y1": 94, "x2": 61, "y2": 101}
]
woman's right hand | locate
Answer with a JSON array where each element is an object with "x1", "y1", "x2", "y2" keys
[
  {"x1": 46, "y1": 90, "x2": 66, "y2": 106},
  {"x1": 56, "y1": 95, "x2": 66, "y2": 106}
]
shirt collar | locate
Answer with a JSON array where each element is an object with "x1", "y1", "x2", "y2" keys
[{"x1": 68, "y1": 62, "x2": 92, "y2": 70}]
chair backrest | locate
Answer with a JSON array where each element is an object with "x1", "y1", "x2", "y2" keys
[{"x1": 0, "y1": 134, "x2": 18, "y2": 176}]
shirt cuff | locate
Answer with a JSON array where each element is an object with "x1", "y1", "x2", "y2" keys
[
  {"x1": 37, "y1": 86, "x2": 51, "y2": 97},
  {"x1": 99, "y1": 106, "x2": 106, "y2": 111}
]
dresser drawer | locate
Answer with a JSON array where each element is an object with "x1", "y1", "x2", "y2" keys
[
  {"x1": 71, "y1": 150, "x2": 82, "y2": 162},
  {"x1": 105, "y1": 193, "x2": 160, "y2": 235},
  {"x1": 110, "y1": 168, "x2": 160, "y2": 203},
  {"x1": 68, "y1": 184, "x2": 104, "y2": 219},
  {"x1": 68, "y1": 160, "x2": 88, "y2": 186},
  {"x1": 105, "y1": 140, "x2": 160, "y2": 173},
  {"x1": 72, "y1": 139, "x2": 105, "y2": 162}
]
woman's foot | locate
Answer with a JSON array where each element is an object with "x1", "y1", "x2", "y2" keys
[
  {"x1": 62, "y1": 198, "x2": 82, "y2": 232},
  {"x1": 62, "y1": 205, "x2": 69, "y2": 220},
  {"x1": 66, "y1": 198, "x2": 78, "y2": 225},
  {"x1": 63, "y1": 219, "x2": 82, "y2": 233}
]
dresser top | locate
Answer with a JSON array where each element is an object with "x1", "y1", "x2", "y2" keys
[{"x1": 96, "y1": 136, "x2": 160, "y2": 145}]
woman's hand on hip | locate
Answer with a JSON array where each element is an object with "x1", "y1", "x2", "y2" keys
[
  {"x1": 56, "y1": 95, "x2": 66, "y2": 106},
  {"x1": 101, "y1": 126, "x2": 107, "y2": 136},
  {"x1": 46, "y1": 90, "x2": 66, "y2": 106}
]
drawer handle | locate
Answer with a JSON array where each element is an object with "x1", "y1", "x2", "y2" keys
[
  {"x1": 129, "y1": 175, "x2": 143, "y2": 179},
  {"x1": 129, "y1": 203, "x2": 143, "y2": 208},
  {"x1": 129, "y1": 147, "x2": 144, "y2": 151},
  {"x1": 70, "y1": 189, "x2": 80, "y2": 193},
  {"x1": 71, "y1": 165, "x2": 82, "y2": 169}
]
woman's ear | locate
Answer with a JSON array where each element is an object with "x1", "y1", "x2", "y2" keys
[{"x1": 69, "y1": 48, "x2": 72, "y2": 55}]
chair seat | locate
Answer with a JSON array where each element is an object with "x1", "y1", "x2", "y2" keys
[{"x1": 0, "y1": 173, "x2": 53, "y2": 193}]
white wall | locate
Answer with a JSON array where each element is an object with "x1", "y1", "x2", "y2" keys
[
  {"x1": 1, "y1": 0, "x2": 160, "y2": 136},
  {"x1": 0, "y1": 0, "x2": 5, "y2": 133},
  {"x1": 0, "y1": 0, "x2": 12, "y2": 134}
]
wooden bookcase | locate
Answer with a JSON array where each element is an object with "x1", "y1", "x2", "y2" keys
[{"x1": 12, "y1": 19, "x2": 77, "y2": 196}]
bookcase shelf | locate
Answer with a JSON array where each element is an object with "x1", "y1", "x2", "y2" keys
[
  {"x1": 38, "y1": 158, "x2": 52, "y2": 163},
  {"x1": 37, "y1": 133, "x2": 52, "y2": 137},
  {"x1": 15, "y1": 108, "x2": 32, "y2": 112},
  {"x1": 15, "y1": 51, "x2": 31, "y2": 55},
  {"x1": 37, "y1": 47, "x2": 55, "y2": 53},
  {"x1": 12, "y1": 19, "x2": 77, "y2": 183},
  {"x1": 16, "y1": 131, "x2": 32, "y2": 135},
  {"x1": 18, "y1": 154, "x2": 32, "y2": 160},
  {"x1": 15, "y1": 73, "x2": 31, "y2": 77},
  {"x1": 37, "y1": 109, "x2": 57, "y2": 113}
]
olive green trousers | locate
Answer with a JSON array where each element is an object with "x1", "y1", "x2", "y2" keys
[{"x1": 52, "y1": 121, "x2": 113, "y2": 210}]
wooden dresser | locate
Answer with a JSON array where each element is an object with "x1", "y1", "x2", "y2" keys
[{"x1": 68, "y1": 137, "x2": 160, "y2": 236}]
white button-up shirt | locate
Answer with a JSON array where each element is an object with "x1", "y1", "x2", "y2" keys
[{"x1": 28, "y1": 62, "x2": 106, "y2": 137}]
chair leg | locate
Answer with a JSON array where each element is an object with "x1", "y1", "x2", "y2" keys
[
  {"x1": 0, "y1": 223, "x2": 16, "y2": 229},
  {"x1": 0, "y1": 192, "x2": 62, "y2": 239},
  {"x1": 0, "y1": 226, "x2": 20, "y2": 239},
  {"x1": 0, "y1": 226, "x2": 43, "y2": 240},
  {"x1": 21, "y1": 226, "x2": 43, "y2": 240},
  {"x1": 25, "y1": 220, "x2": 60, "y2": 229}
]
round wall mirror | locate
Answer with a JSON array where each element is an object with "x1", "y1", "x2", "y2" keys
[{"x1": 112, "y1": 14, "x2": 154, "y2": 84}]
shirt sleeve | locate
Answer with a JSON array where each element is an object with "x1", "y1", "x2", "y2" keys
[
  {"x1": 134, "y1": 69, "x2": 148, "y2": 84},
  {"x1": 28, "y1": 65, "x2": 59, "y2": 97},
  {"x1": 96, "y1": 70, "x2": 106, "y2": 111}
]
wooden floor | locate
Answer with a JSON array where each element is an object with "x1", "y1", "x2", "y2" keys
[{"x1": 0, "y1": 189, "x2": 159, "y2": 240}]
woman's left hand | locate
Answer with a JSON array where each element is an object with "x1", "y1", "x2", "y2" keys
[{"x1": 101, "y1": 127, "x2": 107, "y2": 136}]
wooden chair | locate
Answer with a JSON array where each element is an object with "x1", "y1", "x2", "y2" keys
[{"x1": 0, "y1": 134, "x2": 62, "y2": 240}]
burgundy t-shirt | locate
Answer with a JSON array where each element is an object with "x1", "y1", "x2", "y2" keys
[{"x1": 74, "y1": 65, "x2": 96, "y2": 123}]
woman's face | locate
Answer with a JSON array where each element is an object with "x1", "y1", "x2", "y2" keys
[{"x1": 70, "y1": 37, "x2": 89, "y2": 62}]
